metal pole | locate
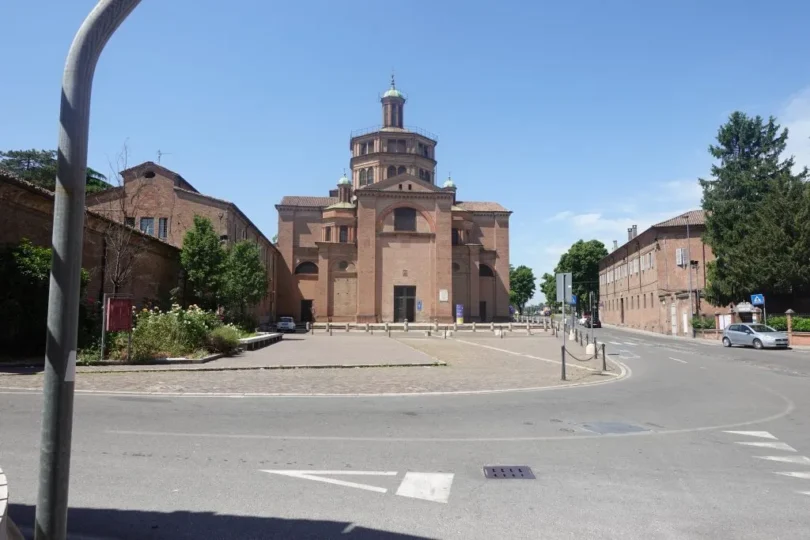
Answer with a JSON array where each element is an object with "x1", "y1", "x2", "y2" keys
[
  {"x1": 560, "y1": 345, "x2": 567, "y2": 380},
  {"x1": 601, "y1": 343, "x2": 607, "y2": 371},
  {"x1": 36, "y1": 3, "x2": 141, "y2": 539},
  {"x1": 686, "y1": 215, "x2": 693, "y2": 337},
  {"x1": 99, "y1": 294, "x2": 107, "y2": 362}
]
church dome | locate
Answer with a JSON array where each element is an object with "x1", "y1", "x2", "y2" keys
[
  {"x1": 383, "y1": 74, "x2": 405, "y2": 100},
  {"x1": 338, "y1": 173, "x2": 350, "y2": 185},
  {"x1": 443, "y1": 176, "x2": 456, "y2": 189}
]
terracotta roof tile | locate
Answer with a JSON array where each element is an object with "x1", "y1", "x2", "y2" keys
[
  {"x1": 455, "y1": 201, "x2": 510, "y2": 213},
  {"x1": 279, "y1": 196, "x2": 339, "y2": 207},
  {"x1": 653, "y1": 209, "x2": 705, "y2": 227}
]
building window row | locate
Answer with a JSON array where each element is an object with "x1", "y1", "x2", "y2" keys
[
  {"x1": 418, "y1": 168, "x2": 432, "y2": 183},
  {"x1": 129, "y1": 216, "x2": 168, "y2": 240},
  {"x1": 601, "y1": 253, "x2": 655, "y2": 285},
  {"x1": 387, "y1": 165, "x2": 407, "y2": 179},
  {"x1": 605, "y1": 293, "x2": 656, "y2": 312},
  {"x1": 358, "y1": 167, "x2": 375, "y2": 186},
  {"x1": 322, "y1": 225, "x2": 351, "y2": 243}
]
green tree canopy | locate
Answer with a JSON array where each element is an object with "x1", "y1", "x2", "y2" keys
[
  {"x1": 553, "y1": 239, "x2": 607, "y2": 311},
  {"x1": 0, "y1": 149, "x2": 110, "y2": 193},
  {"x1": 509, "y1": 264, "x2": 536, "y2": 315},
  {"x1": 539, "y1": 272, "x2": 557, "y2": 309},
  {"x1": 180, "y1": 216, "x2": 227, "y2": 310},
  {"x1": 700, "y1": 112, "x2": 810, "y2": 305},
  {"x1": 223, "y1": 240, "x2": 268, "y2": 316}
]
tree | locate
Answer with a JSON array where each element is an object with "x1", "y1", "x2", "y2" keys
[
  {"x1": 0, "y1": 149, "x2": 110, "y2": 192},
  {"x1": 539, "y1": 272, "x2": 557, "y2": 309},
  {"x1": 223, "y1": 240, "x2": 268, "y2": 316},
  {"x1": 700, "y1": 112, "x2": 810, "y2": 305},
  {"x1": 181, "y1": 216, "x2": 227, "y2": 310},
  {"x1": 509, "y1": 264, "x2": 536, "y2": 315},
  {"x1": 554, "y1": 240, "x2": 607, "y2": 311}
]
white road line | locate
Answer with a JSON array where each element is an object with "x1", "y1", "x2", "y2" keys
[
  {"x1": 609, "y1": 341, "x2": 622, "y2": 345},
  {"x1": 623, "y1": 342, "x2": 638, "y2": 346},
  {"x1": 775, "y1": 472, "x2": 810, "y2": 479},
  {"x1": 724, "y1": 431, "x2": 777, "y2": 439},
  {"x1": 261, "y1": 470, "x2": 397, "y2": 494},
  {"x1": 395, "y1": 472, "x2": 454, "y2": 504},
  {"x1": 668, "y1": 357, "x2": 688, "y2": 364},
  {"x1": 736, "y1": 442, "x2": 797, "y2": 451},
  {"x1": 755, "y1": 455, "x2": 810, "y2": 465},
  {"x1": 453, "y1": 339, "x2": 599, "y2": 371},
  {"x1": 798, "y1": 491, "x2": 810, "y2": 496}
]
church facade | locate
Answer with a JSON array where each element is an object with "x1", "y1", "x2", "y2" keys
[{"x1": 275, "y1": 79, "x2": 511, "y2": 323}]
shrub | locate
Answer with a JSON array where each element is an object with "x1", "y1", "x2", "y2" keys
[
  {"x1": 208, "y1": 325, "x2": 241, "y2": 355},
  {"x1": 691, "y1": 316, "x2": 716, "y2": 330},
  {"x1": 768, "y1": 316, "x2": 787, "y2": 331}
]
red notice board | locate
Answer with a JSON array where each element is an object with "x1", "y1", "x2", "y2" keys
[{"x1": 106, "y1": 297, "x2": 133, "y2": 332}]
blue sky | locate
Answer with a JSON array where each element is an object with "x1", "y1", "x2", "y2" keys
[{"x1": 4, "y1": 0, "x2": 810, "y2": 302}]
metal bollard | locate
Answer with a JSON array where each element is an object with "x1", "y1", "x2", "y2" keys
[
  {"x1": 602, "y1": 343, "x2": 607, "y2": 371},
  {"x1": 444, "y1": 328, "x2": 447, "y2": 339},
  {"x1": 453, "y1": 322, "x2": 458, "y2": 332},
  {"x1": 509, "y1": 322, "x2": 513, "y2": 332},
  {"x1": 560, "y1": 345, "x2": 567, "y2": 381},
  {"x1": 491, "y1": 322, "x2": 495, "y2": 332},
  {"x1": 365, "y1": 323, "x2": 369, "y2": 332},
  {"x1": 472, "y1": 322, "x2": 476, "y2": 332},
  {"x1": 404, "y1": 320, "x2": 409, "y2": 332},
  {"x1": 346, "y1": 323, "x2": 350, "y2": 332}
]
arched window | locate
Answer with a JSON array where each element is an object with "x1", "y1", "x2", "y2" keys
[
  {"x1": 294, "y1": 262, "x2": 318, "y2": 275},
  {"x1": 387, "y1": 165, "x2": 397, "y2": 178},
  {"x1": 397, "y1": 166, "x2": 406, "y2": 175},
  {"x1": 367, "y1": 168, "x2": 374, "y2": 183},
  {"x1": 394, "y1": 207, "x2": 417, "y2": 231},
  {"x1": 452, "y1": 262, "x2": 460, "y2": 273},
  {"x1": 479, "y1": 264, "x2": 495, "y2": 277},
  {"x1": 359, "y1": 169, "x2": 367, "y2": 186}
]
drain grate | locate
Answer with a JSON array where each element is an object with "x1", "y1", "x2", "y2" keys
[{"x1": 483, "y1": 466, "x2": 535, "y2": 479}]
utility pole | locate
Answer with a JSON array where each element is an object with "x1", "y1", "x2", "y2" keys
[
  {"x1": 684, "y1": 213, "x2": 693, "y2": 337},
  {"x1": 35, "y1": 2, "x2": 141, "y2": 539}
]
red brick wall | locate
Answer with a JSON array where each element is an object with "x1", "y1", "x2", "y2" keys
[{"x1": 1, "y1": 177, "x2": 180, "y2": 306}]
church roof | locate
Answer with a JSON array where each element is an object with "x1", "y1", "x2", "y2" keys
[
  {"x1": 359, "y1": 172, "x2": 445, "y2": 192},
  {"x1": 454, "y1": 201, "x2": 510, "y2": 213},
  {"x1": 279, "y1": 195, "x2": 338, "y2": 208}
]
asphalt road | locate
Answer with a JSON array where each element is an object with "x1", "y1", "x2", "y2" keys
[{"x1": 2, "y1": 326, "x2": 810, "y2": 539}]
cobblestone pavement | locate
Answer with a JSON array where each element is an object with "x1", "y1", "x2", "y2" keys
[{"x1": 0, "y1": 334, "x2": 621, "y2": 395}]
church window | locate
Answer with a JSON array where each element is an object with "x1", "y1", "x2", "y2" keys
[
  {"x1": 295, "y1": 262, "x2": 318, "y2": 274},
  {"x1": 387, "y1": 165, "x2": 397, "y2": 178},
  {"x1": 394, "y1": 208, "x2": 417, "y2": 232},
  {"x1": 452, "y1": 262, "x2": 461, "y2": 272},
  {"x1": 479, "y1": 264, "x2": 495, "y2": 277},
  {"x1": 452, "y1": 228, "x2": 461, "y2": 246},
  {"x1": 338, "y1": 261, "x2": 349, "y2": 271},
  {"x1": 324, "y1": 227, "x2": 331, "y2": 242},
  {"x1": 397, "y1": 166, "x2": 406, "y2": 175},
  {"x1": 367, "y1": 167, "x2": 374, "y2": 183},
  {"x1": 407, "y1": 184, "x2": 412, "y2": 191},
  {"x1": 359, "y1": 169, "x2": 367, "y2": 186},
  {"x1": 339, "y1": 226, "x2": 349, "y2": 243}
]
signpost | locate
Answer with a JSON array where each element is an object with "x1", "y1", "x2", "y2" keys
[
  {"x1": 100, "y1": 294, "x2": 133, "y2": 363},
  {"x1": 751, "y1": 293, "x2": 766, "y2": 324},
  {"x1": 556, "y1": 273, "x2": 572, "y2": 339}
]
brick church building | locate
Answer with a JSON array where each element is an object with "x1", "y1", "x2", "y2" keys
[{"x1": 276, "y1": 78, "x2": 511, "y2": 323}]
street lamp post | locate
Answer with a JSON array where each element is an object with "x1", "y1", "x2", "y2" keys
[
  {"x1": 35, "y1": 2, "x2": 141, "y2": 539},
  {"x1": 684, "y1": 213, "x2": 693, "y2": 337}
]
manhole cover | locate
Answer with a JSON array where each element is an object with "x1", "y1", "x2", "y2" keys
[
  {"x1": 483, "y1": 466, "x2": 535, "y2": 479},
  {"x1": 581, "y1": 422, "x2": 649, "y2": 435}
]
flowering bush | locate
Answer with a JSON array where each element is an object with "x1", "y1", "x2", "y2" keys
[
  {"x1": 208, "y1": 325, "x2": 241, "y2": 354},
  {"x1": 110, "y1": 304, "x2": 225, "y2": 362}
]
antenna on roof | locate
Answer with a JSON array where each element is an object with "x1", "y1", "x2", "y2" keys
[{"x1": 157, "y1": 149, "x2": 171, "y2": 164}]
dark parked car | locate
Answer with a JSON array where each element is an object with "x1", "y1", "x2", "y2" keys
[{"x1": 585, "y1": 317, "x2": 601, "y2": 328}]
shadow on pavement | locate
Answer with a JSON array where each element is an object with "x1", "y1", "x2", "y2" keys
[{"x1": 10, "y1": 503, "x2": 434, "y2": 540}]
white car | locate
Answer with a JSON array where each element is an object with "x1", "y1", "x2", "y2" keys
[
  {"x1": 578, "y1": 315, "x2": 588, "y2": 326},
  {"x1": 276, "y1": 317, "x2": 297, "y2": 333}
]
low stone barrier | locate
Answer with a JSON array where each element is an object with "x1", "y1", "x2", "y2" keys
[
  {"x1": 310, "y1": 322, "x2": 552, "y2": 334},
  {"x1": 239, "y1": 332, "x2": 283, "y2": 350}
]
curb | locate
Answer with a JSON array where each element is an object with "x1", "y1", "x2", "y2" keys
[
  {"x1": 2, "y1": 361, "x2": 448, "y2": 376},
  {"x1": 0, "y1": 466, "x2": 8, "y2": 540}
]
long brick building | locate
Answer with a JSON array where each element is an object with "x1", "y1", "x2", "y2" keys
[
  {"x1": 275, "y1": 78, "x2": 511, "y2": 323},
  {"x1": 598, "y1": 210, "x2": 714, "y2": 335},
  {"x1": 87, "y1": 162, "x2": 279, "y2": 322}
]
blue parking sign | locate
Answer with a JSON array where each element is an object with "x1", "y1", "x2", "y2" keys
[
  {"x1": 570, "y1": 293, "x2": 577, "y2": 305},
  {"x1": 417, "y1": 300, "x2": 422, "y2": 312},
  {"x1": 751, "y1": 293, "x2": 765, "y2": 306}
]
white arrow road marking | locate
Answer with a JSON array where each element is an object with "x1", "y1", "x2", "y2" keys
[
  {"x1": 723, "y1": 430, "x2": 777, "y2": 439},
  {"x1": 668, "y1": 357, "x2": 688, "y2": 364},
  {"x1": 775, "y1": 472, "x2": 810, "y2": 479},
  {"x1": 736, "y1": 442, "x2": 796, "y2": 451},
  {"x1": 755, "y1": 455, "x2": 810, "y2": 465},
  {"x1": 261, "y1": 470, "x2": 397, "y2": 493},
  {"x1": 395, "y1": 472, "x2": 454, "y2": 504}
]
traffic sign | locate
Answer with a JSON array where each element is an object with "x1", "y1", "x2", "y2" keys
[
  {"x1": 555, "y1": 272, "x2": 573, "y2": 304},
  {"x1": 751, "y1": 294, "x2": 765, "y2": 306},
  {"x1": 570, "y1": 293, "x2": 577, "y2": 305},
  {"x1": 416, "y1": 300, "x2": 422, "y2": 312}
]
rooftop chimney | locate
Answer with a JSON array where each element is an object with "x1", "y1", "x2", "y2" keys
[
  {"x1": 627, "y1": 227, "x2": 633, "y2": 241},
  {"x1": 612, "y1": 240, "x2": 618, "y2": 251},
  {"x1": 632, "y1": 224, "x2": 638, "y2": 238}
]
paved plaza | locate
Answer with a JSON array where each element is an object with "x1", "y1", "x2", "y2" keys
[{"x1": 0, "y1": 332, "x2": 616, "y2": 395}]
